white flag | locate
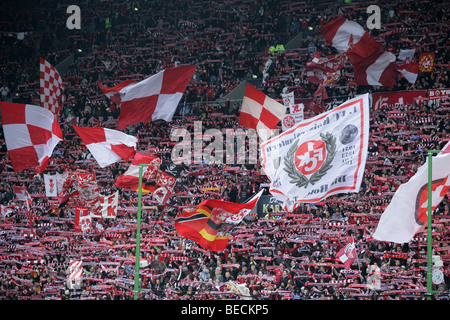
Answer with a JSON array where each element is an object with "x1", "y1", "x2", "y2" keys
[
  {"x1": 373, "y1": 152, "x2": 450, "y2": 243},
  {"x1": 44, "y1": 173, "x2": 58, "y2": 197},
  {"x1": 261, "y1": 94, "x2": 370, "y2": 211}
]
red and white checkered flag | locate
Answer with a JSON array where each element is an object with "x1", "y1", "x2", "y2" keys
[
  {"x1": 0, "y1": 102, "x2": 63, "y2": 173},
  {"x1": 239, "y1": 83, "x2": 286, "y2": 141},
  {"x1": 40, "y1": 57, "x2": 64, "y2": 119}
]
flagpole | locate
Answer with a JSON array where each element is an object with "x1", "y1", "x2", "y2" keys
[
  {"x1": 426, "y1": 150, "x2": 440, "y2": 300},
  {"x1": 134, "y1": 164, "x2": 147, "y2": 300}
]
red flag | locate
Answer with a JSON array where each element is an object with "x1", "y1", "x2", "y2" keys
[
  {"x1": 239, "y1": 83, "x2": 286, "y2": 141},
  {"x1": 309, "y1": 84, "x2": 328, "y2": 114},
  {"x1": 74, "y1": 207, "x2": 92, "y2": 233},
  {"x1": 337, "y1": 236, "x2": 357, "y2": 269},
  {"x1": 115, "y1": 152, "x2": 183, "y2": 194},
  {"x1": 40, "y1": 57, "x2": 64, "y2": 119},
  {"x1": 321, "y1": 16, "x2": 397, "y2": 90},
  {"x1": 0, "y1": 102, "x2": 63, "y2": 173},
  {"x1": 418, "y1": 52, "x2": 435, "y2": 73},
  {"x1": 98, "y1": 65, "x2": 196, "y2": 129},
  {"x1": 13, "y1": 186, "x2": 32, "y2": 206},
  {"x1": 305, "y1": 52, "x2": 346, "y2": 85},
  {"x1": 174, "y1": 191, "x2": 263, "y2": 252}
]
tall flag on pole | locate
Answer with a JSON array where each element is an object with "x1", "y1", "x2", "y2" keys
[
  {"x1": 72, "y1": 125, "x2": 137, "y2": 168},
  {"x1": 372, "y1": 149, "x2": 450, "y2": 244},
  {"x1": 174, "y1": 190, "x2": 263, "y2": 251},
  {"x1": 261, "y1": 94, "x2": 370, "y2": 212},
  {"x1": 98, "y1": 65, "x2": 196, "y2": 129},
  {"x1": 40, "y1": 57, "x2": 64, "y2": 119},
  {"x1": 321, "y1": 17, "x2": 398, "y2": 90},
  {"x1": 115, "y1": 152, "x2": 183, "y2": 194},
  {"x1": 239, "y1": 83, "x2": 286, "y2": 141},
  {"x1": 0, "y1": 102, "x2": 62, "y2": 173}
]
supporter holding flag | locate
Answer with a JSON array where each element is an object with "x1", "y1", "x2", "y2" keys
[
  {"x1": 72, "y1": 125, "x2": 137, "y2": 168},
  {"x1": 98, "y1": 65, "x2": 196, "y2": 129}
]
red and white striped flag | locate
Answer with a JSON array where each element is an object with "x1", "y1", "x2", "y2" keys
[
  {"x1": 40, "y1": 57, "x2": 64, "y2": 119},
  {"x1": 239, "y1": 83, "x2": 286, "y2": 141},
  {"x1": 72, "y1": 125, "x2": 137, "y2": 168},
  {"x1": 0, "y1": 102, "x2": 62, "y2": 173},
  {"x1": 68, "y1": 259, "x2": 83, "y2": 280},
  {"x1": 98, "y1": 65, "x2": 196, "y2": 129},
  {"x1": 321, "y1": 17, "x2": 398, "y2": 90}
]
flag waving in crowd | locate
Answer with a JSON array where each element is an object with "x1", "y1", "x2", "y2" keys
[
  {"x1": 72, "y1": 125, "x2": 137, "y2": 168},
  {"x1": 174, "y1": 190, "x2": 263, "y2": 251},
  {"x1": 239, "y1": 83, "x2": 286, "y2": 141},
  {"x1": 261, "y1": 94, "x2": 370, "y2": 211},
  {"x1": 115, "y1": 152, "x2": 184, "y2": 197},
  {"x1": 337, "y1": 236, "x2": 357, "y2": 269},
  {"x1": 0, "y1": 102, "x2": 63, "y2": 173},
  {"x1": 321, "y1": 17, "x2": 398, "y2": 90},
  {"x1": 373, "y1": 144, "x2": 450, "y2": 243},
  {"x1": 98, "y1": 65, "x2": 196, "y2": 129},
  {"x1": 40, "y1": 57, "x2": 64, "y2": 119}
]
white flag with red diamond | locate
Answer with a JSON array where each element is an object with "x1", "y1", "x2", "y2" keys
[{"x1": 261, "y1": 94, "x2": 370, "y2": 212}]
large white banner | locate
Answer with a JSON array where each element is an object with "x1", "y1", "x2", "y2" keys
[
  {"x1": 373, "y1": 151, "x2": 450, "y2": 243},
  {"x1": 261, "y1": 93, "x2": 370, "y2": 211}
]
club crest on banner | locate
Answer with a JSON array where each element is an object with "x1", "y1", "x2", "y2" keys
[
  {"x1": 284, "y1": 133, "x2": 336, "y2": 188},
  {"x1": 414, "y1": 176, "x2": 450, "y2": 226},
  {"x1": 261, "y1": 94, "x2": 370, "y2": 211}
]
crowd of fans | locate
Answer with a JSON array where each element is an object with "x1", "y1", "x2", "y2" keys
[{"x1": 0, "y1": 0, "x2": 449, "y2": 300}]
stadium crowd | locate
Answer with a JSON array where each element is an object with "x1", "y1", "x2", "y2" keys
[{"x1": 0, "y1": 0, "x2": 449, "y2": 300}]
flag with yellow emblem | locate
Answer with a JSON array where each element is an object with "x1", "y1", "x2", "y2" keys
[{"x1": 174, "y1": 190, "x2": 263, "y2": 251}]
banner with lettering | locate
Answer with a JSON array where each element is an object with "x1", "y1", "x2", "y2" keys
[
  {"x1": 99, "y1": 191, "x2": 119, "y2": 219},
  {"x1": 372, "y1": 90, "x2": 427, "y2": 110},
  {"x1": 261, "y1": 94, "x2": 370, "y2": 211}
]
